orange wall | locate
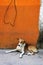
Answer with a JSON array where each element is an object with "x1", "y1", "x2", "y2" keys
[{"x1": 0, "y1": 0, "x2": 40, "y2": 48}]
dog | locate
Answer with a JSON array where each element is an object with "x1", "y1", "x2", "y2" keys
[
  {"x1": 5, "y1": 38, "x2": 26, "y2": 58},
  {"x1": 5, "y1": 38, "x2": 38, "y2": 58}
]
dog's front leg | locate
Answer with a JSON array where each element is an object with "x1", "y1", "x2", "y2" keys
[
  {"x1": 20, "y1": 51, "x2": 24, "y2": 58},
  {"x1": 19, "y1": 46, "x2": 25, "y2": 58},
  {"x1": 5, "y1": 49, "x2": 17, "y2": 53}
]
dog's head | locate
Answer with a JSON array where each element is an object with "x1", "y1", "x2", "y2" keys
[{"x1": 17, "y1": 38, "x2": 26, "y2": 47}]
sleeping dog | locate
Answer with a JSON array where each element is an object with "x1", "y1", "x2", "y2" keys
[{"x1": 5, "y1": 38, "x2": 38, "y2": 58}]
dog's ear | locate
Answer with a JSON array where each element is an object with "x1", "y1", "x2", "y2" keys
[
  {"x1": 21, "y1": 40, "x2": 25, "y2": 44},
  {"x1": 23, "y1": 41, "x2": 25, "y2": 43},
  {"x1": 16, "y1": 38, "x2": 19, "y2": 40}
]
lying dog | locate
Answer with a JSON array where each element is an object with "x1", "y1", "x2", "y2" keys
[
  {"x1": 5, "y1": 38, "x2": 26, "y2": 58},
  {"x1": 5, "y1": 38, "x2": 38, "y2": 58}
]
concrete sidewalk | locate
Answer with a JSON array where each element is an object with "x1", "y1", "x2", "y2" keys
[{"x1": 0, "y1": 49, "x2": 43, "y2": 65}]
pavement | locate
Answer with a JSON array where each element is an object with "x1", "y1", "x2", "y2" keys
[{"x1": 0, "y1": 49, "x2": 43, "y2": 65}]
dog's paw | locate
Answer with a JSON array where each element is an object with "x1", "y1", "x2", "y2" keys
[
  {"x1": 5, "y1": 51, "x2": 11, "y2": 53},
  {"x1": 27, "y1": 52, "x2": 33, "y2": 55},
  {"x1": 19, "y1": 54, "x2": 23, "y2": 58}
]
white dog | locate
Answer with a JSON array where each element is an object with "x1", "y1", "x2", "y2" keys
[
  {"x1": 5, "y1": 38, "x2": 26, "y2": 58},
  {"x1": 5, "y1": 38, "x2": 38, "y2": 58}
]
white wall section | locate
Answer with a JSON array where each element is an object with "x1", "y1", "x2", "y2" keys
[{"x1": 39, "y1": 0, "x2": 43, "y2": 31}]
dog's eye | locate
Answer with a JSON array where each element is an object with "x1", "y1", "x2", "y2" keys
[
  {"x1": 20, "y1": 42, "x2": 23, "y2": 43},
  {"x1": 18, "y1": 45, "x2": 20, "y2": 46}
]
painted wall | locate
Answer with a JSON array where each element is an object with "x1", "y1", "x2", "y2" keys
[{"x1": 0, "y1": 0, "x2": 40, "y2": 48}]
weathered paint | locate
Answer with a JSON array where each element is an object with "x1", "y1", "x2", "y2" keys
[{"x1": 0, "y1": 0, "x2": 40, "y2": 48}]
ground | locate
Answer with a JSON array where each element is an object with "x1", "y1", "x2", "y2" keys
[{"x1": 0, "y1": 49, "x2": 43, "y2": 65}]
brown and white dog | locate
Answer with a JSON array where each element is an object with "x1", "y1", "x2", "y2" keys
[{"x1": 5, "y1": 38, "x2": 38, "y2": 58}]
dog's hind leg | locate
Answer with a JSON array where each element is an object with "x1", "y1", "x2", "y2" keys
[
  {"x1": 27, "y1": 52, "x2": 34, "y2": 55},
  {"x1": 5, "y1": 49, "x2": 17, "y2": 53}
]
